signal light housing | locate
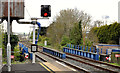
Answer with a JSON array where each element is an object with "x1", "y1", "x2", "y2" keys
[{"x1": 41, "y1": 5, "x2": 51, "y2": 17}]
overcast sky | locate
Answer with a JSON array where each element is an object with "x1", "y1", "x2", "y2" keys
[{"x1": 2, "y1": 0, "x2": 120, "y2": 34}]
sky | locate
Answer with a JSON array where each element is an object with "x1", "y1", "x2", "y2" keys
[{"x1": 2, "y1": 0, "x2": 120, "y2": 34}]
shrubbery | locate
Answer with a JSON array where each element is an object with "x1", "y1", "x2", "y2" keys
[
  {"x1": 70, "y1": 21, "x2": 82, "y2": 45},
  {"x1": 14, "y1": 46, "x2": 20, "y2": 61},
  {"x1": 90, "y1": 22, "x2": 120, "y2": 44},
  {"x1": 60, "y1": 35, "x2": 70, "y2": 46},
  {"x1": 38, "y1": 35, "x2": 51, "y2": 45},
  {"x1": 3, "y1": 32, "x2": 19, "y2": 51},
  {"x1": 2, "y1": 32, "x2": 19, "y2": 62}
]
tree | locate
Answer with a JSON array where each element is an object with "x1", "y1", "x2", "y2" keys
[
  {"x1": 88, "y1": 27, "x2": 99, "y2": 44},
  {"x1": 0, "y1": 24, "x2": 6, "y2": 58},
  {"x1": 81, "y1": 13, "x2": 91, "y2": 46},
  {"x1": 88, "y1": 22, "x2": 120, "y2": 45},
  {"x1": 97, "y1": 22, "x2": 120, "y2": 44},
  {"x1": 70, "y1": 21, "x2": 82, "y2": 45},
  {"x1": 47, "y1": 8, "x2": 91, "y2": 48},
  {"x1": 94, "y1": 20, "x2": 103, "y2": 27},
  {"x1": 97, "y1": 25, "x2": 109, "y2": 43},
  {"x1": 60, "y1": 35, "x2": 70, "y2": 46},
  {"x1": 0, "y1": 25, "x2": 2, "y2": 48},
  {"x1": 3, "y1": 32, "x2": 19, "y2": 54}
]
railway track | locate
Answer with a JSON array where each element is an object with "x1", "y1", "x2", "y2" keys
[
  {"x1": 35, "y1": 54, "x2": 47, "y2": 62},
  {"x1": 19, "y1": 41, "x2": 120, "y2": 73},
  {"x1": 65, "y1": 55, "x2": 118, "y2": 73},
  {"x1": 40, "y1": 52, "x2": 89, "y2": 73},
  {"x1": 38, "y1": 51, "x2": 119, "y2": 73},
  {"x1": 65, "y1": 53, "x2": 120, "y2": 73},
  {"x1": 20, "y1": 42, "x2": 89, "y2": 72}
]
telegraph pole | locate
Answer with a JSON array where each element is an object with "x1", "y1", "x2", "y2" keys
[{"x1": 7, "y1": 0, "x2": 11, "y2": 71}]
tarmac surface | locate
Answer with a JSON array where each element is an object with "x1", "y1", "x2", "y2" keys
[{"x1": 1, "y1": 63, "x2": 52, "y2": 73}]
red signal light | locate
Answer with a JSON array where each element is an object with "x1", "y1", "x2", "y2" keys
[
  {"x1": 44, "y1": 13, "x2": 48, "y2": 16},
  {"x1": 41, "y1": 5, "x2": 51, "y2": 17}
]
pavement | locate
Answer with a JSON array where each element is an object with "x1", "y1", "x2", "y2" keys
[{"x1": 1, "y1": 63, "x2": 52, "y2": 73}]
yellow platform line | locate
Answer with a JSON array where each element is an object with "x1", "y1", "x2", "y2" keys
[
  {"x1": 43, "y1": 62, "x2": 61, "y2": 71},
  {"x1": 39, "y1": 63, "x2": 54, "y2": 73}
]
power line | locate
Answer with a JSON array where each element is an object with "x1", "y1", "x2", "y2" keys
[{"x1": 25, "y1": 6, "x2": 31, "y2": 18}]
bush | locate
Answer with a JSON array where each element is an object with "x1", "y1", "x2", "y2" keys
[
  {"x1": 97, "y1": 22, "x2": 120, "y2": 44},
  {"x1": 89, "y1": 22, "x2": 120, "y2": 44},
  {"x1": 3, "y1": 32, "x2": 19, "y2": 51},
  {"x1": 60, "y1": 35, "x2": 70, "y2": 46},
  {"x1": 70, "y1": 21, "x2": 82, "y2": 45},
  {"x1": 38, "y1": 35, "x2": 51, "y2": 45},
  {"x1": 14, "y1": 46, "x2": 20, "y2": 61}
]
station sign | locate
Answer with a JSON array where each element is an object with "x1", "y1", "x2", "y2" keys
[
  {"x1": 115, "y1": 54, "x2": 120, "y2": 57},
  {"x1": 31, "y1": 44, "x2": 38, "y2": 52},
  {"x1": 25, "y1": 53, "x2": 29, "y2": 59},
  {"x1": 11, "y1": 55, "x2": 14, "y2": 59}
]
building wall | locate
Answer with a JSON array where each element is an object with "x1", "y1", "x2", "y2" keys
[{"x1": 98, "y1": 45, "x2": 120, "y2": 54}]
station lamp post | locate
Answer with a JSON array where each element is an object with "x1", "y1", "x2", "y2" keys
[{"x1": 7, "y1": 0, "x2": 11, "y2": 71}]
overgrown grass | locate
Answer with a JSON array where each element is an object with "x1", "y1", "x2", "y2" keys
[
  {"x1": 12, "y1": 61, "x2": 25, "y2": 64},
  {"x1": 104, "y1": 61, "x2": 120, "y2": 66},
  {"x1": 2, "y1": 61, "x2": 7, "y2": 64},
  {"x1": 2, "y1": 45, "x2": 31, "y2": 64},
  {"x1": 37, "y1": 42, "x2": 52, "y2": 48},
  {"x1": 11, "y1": 59, "x2": 31, "y2": 64},
  {"x1": 37, "y1": 42, "x2": 65, "y2": 52},
  {"x1": 109, "y1": 63, "x2": 120, "y2": 66},
  {"x1": 2, "y1": 60, "x2": 31, "y2": 64},
  {"x1": 13, "y1": 45, "x2": 20, "y2": 62}
]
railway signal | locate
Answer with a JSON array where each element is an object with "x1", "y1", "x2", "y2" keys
[{"x1": 41, "y1": 5, "x2": 51, "y2": 17}]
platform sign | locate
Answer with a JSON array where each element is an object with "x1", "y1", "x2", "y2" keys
[
  {"x1": 25, "y1": 53, "x2": 29, "y2": 59},
  {"x1": 11, "y1": 55, "x2": 14, "y2": 59},
  {"x1": 106, "y1": 57, "x2": 109, "y2": 60},
  {"x1": 31, "y1": 44, "x2": 38, "y2": 52},
  {"x1": 115, "y1": 54, "x2": 120, "y2": 57}
]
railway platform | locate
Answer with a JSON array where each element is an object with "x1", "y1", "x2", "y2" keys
[
  {"x1": 1, "y1": 62, "x2": 78, "y2": 73},
  {"x1": 1, "y1": 63, "x2": 53, "y2": 73}
]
